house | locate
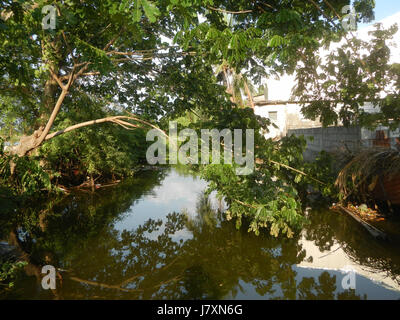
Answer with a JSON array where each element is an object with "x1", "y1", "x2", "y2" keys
[
  {"x1": 255, "y1": 92, "x2": 400, "y2": 159},
  {"x1": 253, "y1": 95, "x2": 321, "y2": 139}
]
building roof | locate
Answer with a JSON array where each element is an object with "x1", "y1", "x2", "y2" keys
[{"x1": 253, "y1": 94, "x2": 299, "y2": 106}]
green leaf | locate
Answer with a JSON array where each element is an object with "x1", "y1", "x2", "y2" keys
[
  {"x1": 141, "y1": 0, "x2": 160, "y2": 23},
  {"x1": 270, "y1": 222, "x2": 280, "y2": 237},
  {"x1": 268, "y1": 35, "x2": 285, "y2": 48},
  {"x1": 133, "y1": 0, "x2": 142, "y2": 22}
]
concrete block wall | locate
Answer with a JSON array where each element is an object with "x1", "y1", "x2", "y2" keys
[{"x1": 287, "y1": 126, "x2": 362, "y2": 160}]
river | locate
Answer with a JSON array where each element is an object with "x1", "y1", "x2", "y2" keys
[{"x1": 1, "y1": 167, "x2": 400, "y2": 299}]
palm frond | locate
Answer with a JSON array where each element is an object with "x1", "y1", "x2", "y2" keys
[{"x1": 336, "y1": 148, "x2": 400, "y2": 202}]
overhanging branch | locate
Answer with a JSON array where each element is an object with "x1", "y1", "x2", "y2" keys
[
  {"x1": 207, "y1": 6, "x2": 253, "y2": 14},
  {"x1": 44, "y1": 115, "x2": 169, "y2": 142}
]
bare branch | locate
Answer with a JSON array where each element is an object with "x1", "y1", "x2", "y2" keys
[
  {"x1": 322, "y1": 0, "x2": 342, "y2": 20},
  {"x1": 68, "y1": 276, "x2": 143, "y2": 293},
  {"x1": 103, "y1": 27, "x2": 125, "y2": 51},
  {"x1": 207, "y1": 6, "x2": 253, "y2": 14},
  {"x1": 35, "y1": 68, "x2": 76, "y2": 147},
  {"x1": 44, "y1": 115, "x2": 168, "y2": 142},
  {"x1": 49, "y1": 68, "x2": 66, "y2": 90},
  {"x1": 80, "y1": 72, "x2": 101, "y2": 77},
  {"x1": 268, "y1": 160, "x2": 326, "y2": 185}
]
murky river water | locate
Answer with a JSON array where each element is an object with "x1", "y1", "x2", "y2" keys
[{"x1": 1, "y1": 167, "x2": 400, "y2": 299}]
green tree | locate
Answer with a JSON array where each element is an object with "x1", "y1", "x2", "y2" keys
[
  {"x1": 0, "y1": 0, "x2": 375, "y2": 155},
  {"x1": 0, "y1": 0, "x2": 376, "y2": 236},
  {"x1": 294, "y1": 17, "x2": 399, "y2": 129}
]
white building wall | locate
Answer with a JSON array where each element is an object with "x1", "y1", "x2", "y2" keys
[
  {"x1": 254, "y1": 104, "x2": 287, "y2": 139},
  {"x1": 255, "y1": 102, "x2": 322, "y2": 139}
]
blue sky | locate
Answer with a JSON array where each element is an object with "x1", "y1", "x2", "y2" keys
[
  {"x1": 371, "y1": 0, "x2": 400, "y2": 21},
  {"x1": 358, "y1": 0, "x2": 400, "y2": 28}
]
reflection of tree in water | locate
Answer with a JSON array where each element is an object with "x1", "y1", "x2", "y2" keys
[
  {"x1": 0, "y1": 169, "x2": 169, "y2": 298},
  {"x1": 297, "y1": 271, "x2": 365, "y2": 300},
  {"x1": 181, "y1": 194, "x2": 305, "y2": 299},
  {"x1": 180, "y1": 195, "x2": 361, "y2": 300},
  {"x1": 2, "y1": 183, "x2": 367, "y2": 299},
  {"x1": 303, "y1": 208, "x2": 400, "y2": 286}
]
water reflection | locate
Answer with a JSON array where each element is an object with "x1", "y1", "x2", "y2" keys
[
  {"x1": 1, "y1": 168, "x2": 400, "y2": 300},
  {"x1": 302, "y1": 208, "x2": 400, "y2": 290}
]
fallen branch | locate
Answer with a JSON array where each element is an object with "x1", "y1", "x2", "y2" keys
[
  {"x1": 335, "y1": 205, "x2": 388, "y2": 240},
  {"x1": 268, "y1": 160, "x2": 326, "y2": 186}
]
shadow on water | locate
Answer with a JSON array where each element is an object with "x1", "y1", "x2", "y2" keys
[{"x1": 1, "y1": 167, "x2": 400, "y2": 300}]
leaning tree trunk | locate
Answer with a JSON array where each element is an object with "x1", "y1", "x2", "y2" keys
[
  {"x1": 242, "y1": 77, "x2": 255, "y2": 109},
  {"x1": 5, "y1": 40, "x2": 168, "y2": 174},
  {"x1": 9, "y1": 44, "x2": 60, "y2": 159}
]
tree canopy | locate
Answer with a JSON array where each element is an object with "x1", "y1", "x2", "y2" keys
[
  {"x1": 1, "y1": 0, "x2": 376, "y2": 146},
  {"x1": 1, "y1": 0, "x2": 384, "y2": 237}
]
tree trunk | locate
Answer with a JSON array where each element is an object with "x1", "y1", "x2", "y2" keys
[
  {"x1": 222, "y1": 66, "x2": 236, "y2": 104},
  {"x1": 243, "y1": 78, "x2": 255, "y2": 109}
]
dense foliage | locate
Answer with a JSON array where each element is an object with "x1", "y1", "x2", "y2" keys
[
  {"x1": 1, "y1": 138, "x2": 52, "y2": 195},
  {"x1": 170, "y1": 106, "x2": 336, "y2": 237},
  {"x1": 0, "y1": 0, "x2": 378, "y2": 237}
]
